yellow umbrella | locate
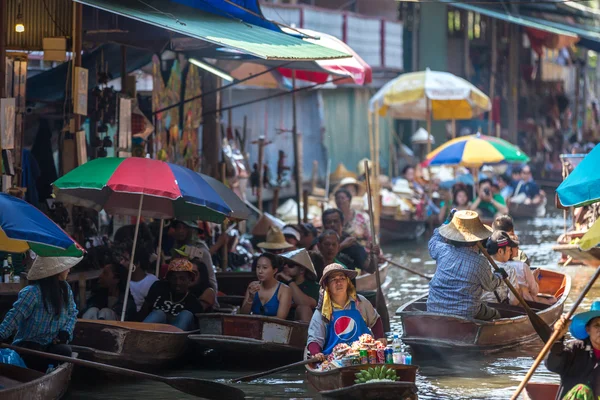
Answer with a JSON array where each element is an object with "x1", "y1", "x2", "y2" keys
[
  {"x1": 579, "y1": 219, "x2": 600, "y2": 251},
  {"x1": 369, "y1": 69, "x2": 491, "y2": 120}
]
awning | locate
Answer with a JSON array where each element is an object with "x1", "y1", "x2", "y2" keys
[
  {"x1": 75, "y1": 0, "x2": 349, "y2": 61},
  {"x1": 444, "y1": 1, "x2": 578, "y2": 39}
]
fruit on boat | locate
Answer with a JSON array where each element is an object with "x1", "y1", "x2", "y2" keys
[{"x1": 354, "y1": 366, "x2": 398, "y2": 384}]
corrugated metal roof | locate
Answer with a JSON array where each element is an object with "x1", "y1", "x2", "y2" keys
[
  {"x1": 6, "y1": 0, "x2": 71, "y2": 51},
  {"x1": 75, "y1": 0, "x2": 350, "y2": 61}
]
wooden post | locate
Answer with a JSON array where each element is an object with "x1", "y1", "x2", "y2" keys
[
  {"x1": 291, "y1": 70, "x2": 302, "y2": 224},
  {"x1": 574, "y1": 62, "x2": 580, "y2": 137},
  {"x1": 0, "y1": 0, "x2": 5, "y2": 99},
  {"x1": 220, "y1": 163, "x2": 228, "y2": 271},
  {"x1": 374, "y1": 113, "x2": 381, "y2": 237},
  {"x1": 426, "y1": 99, "x2": 432, "y2": 154},
  {"x1": 451, "y1": 119, "x2": 456, "y2": 139},
  {"x1": 201, "y1": 73, "x2": 221, "y2": 178},
  {"x1": 303, "y1": 190, "x2": 309, "y2": 223},
  {"x1": 508, "y1": 24, "x2": 519, "y2": 144},
  {"x1": 271, "y1": 187, "x2": 280, "y2": 215},
  {"x1": 488, "y1": 19, "x2": 497, "y2": 136},
  {"x1": 72, "y1": 1, "x2": 83, "y2": 132},
  {"x1": 121, "y1": 45, "x2": 127, "y2": 94},
  {"x1": 256, "y1": 136, "x2": 266, "y2": 213}
]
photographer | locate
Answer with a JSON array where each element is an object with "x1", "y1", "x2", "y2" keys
[{"x1": 470, "y1": 179, "x2": 508, "y2": 219}]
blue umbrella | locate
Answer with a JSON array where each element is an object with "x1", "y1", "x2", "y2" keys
[{"x1": 557, "y1": 144, "x2": 600, "y2": 207}]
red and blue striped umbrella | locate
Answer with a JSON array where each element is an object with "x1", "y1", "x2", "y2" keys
[{"x1": 53, "y1": 158, "x2": 233, "y2": 223}]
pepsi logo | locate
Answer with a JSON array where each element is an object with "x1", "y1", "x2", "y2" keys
[{"x1": 334, "y1": 316, "x2": 358, "y2": 341}]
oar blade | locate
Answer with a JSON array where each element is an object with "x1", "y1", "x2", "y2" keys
[
  {"x1": 166, "y1": 377, "x2": 245, "y2": 400},
  {"x1": 527, "y1": 309, "x2": 553, "y2": 343}
]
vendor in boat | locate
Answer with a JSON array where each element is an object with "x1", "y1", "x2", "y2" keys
[
  {"x1": 321, "y1": 209, "x2": 378, "y2": 274},
  {"x1": 0, "y1": 254, "x2": 80, "y2": 369},
  {"x1": 492, "y1": 215, "x2": 531, "y2": 265},
  {"x1": 334, "y1": 188, "x2": 372, "y2": 247},
  {"x1": 438, "y1": 185, "x2": 472, "y2": 225},
  {"x1": 307, "y1": 264, "x2": 385, "y2": 361},
  {"x1": 240, "y1": 253, "x2": 292, "y2": 319},
  {"x1": 427, "y1": 210, "x2": 508, "y2": 320},
  {"x1": 298, "y1": 223, "x2": 319, "y2": 251},
  {"x1": 139, "y1": 258, "x2": 204, "y2": 331},
  {"x1": 282, "y1": 224, "x2": 302, "y2": 249},
  {"x1": 470, "y1": 179, "x2": 509, "y2": 220},
  {"x1": 317, "y1": 229, "x2": 358, "y2": 272},
  {"x1": 82, "y1": 262, "x2": 136, "y2": 321},
  {"x1": 257, "y1": 227, "x2": 295, "y2": 255},
  {"x1": 512, "y1": 165, "x2": 543, "y2": 206},
  {"x1": 480, "y1": 231, "x2": 521, "y2": 306},
  {"x1": 546, "y1": 303, "x2": 600, "y2": 400},
  {"x1": 278, "y1": 249, "x2": 320, "y2": 322}
]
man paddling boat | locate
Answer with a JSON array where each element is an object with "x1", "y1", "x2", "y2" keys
[{"x1": 427, "y1": 210, "x2": 508, "y2": 321}]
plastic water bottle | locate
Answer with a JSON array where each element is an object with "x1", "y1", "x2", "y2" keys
[
  {"x1": 404, "y1": 353, "x2": 412, "y2": 365},
  {"x1": 392, "y1": 333, "x2": 403, "y2": 364},
  {"x1": 46, "y1": 364, "x2": 55, "y2": 374}
]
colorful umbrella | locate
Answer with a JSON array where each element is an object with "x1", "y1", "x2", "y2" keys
[
  {"x1": 422, "y1": 133, "x2": 530, "y2": 168},
  {"x1": 369, "y1": 69, "x2": 491, "y2": 120},
  {"x1": 53, "y1": 157, "x2": 232, "y2": 223},
  {"x1": 199, "y1": 173, "x2": 251, "y2": 221},
  {"x1": 0, "y1": 193, "x2": 83, "y2": 257},
  {"x1": 557, "y1": 144, "x2": 600, "y2": 208}
]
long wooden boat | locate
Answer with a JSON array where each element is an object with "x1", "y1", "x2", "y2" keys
[
  {"x1": 396, "y1": 269, "x2": 570, "y2": 355},
  {"x1": 553, "y1": 243, "x2": 600, "y2": 267},
  {"x1": 355, "y1": 262, "x2": 390, "y2": 292},
  {"x1": 190, "y1": 314, "x2": 308, "y2": 357},
  {"x1": 71, "y1": 320, "x2": 191, "y2": 370},
  {"x1": 380, "y1": 217, "x2": 426, "y2": 244},
  {"x1": 0, "y1": 355, "x2": 74, "y2": 400},
  {"x1": 509, "y1": 196, "x2": 547, "y2": 219},
  {"x1": 306, "y1": 363, "x2": 418, "y2": 400},
  {"x1": 524, "y1": 382, "x2": 559, "y2": 400}
]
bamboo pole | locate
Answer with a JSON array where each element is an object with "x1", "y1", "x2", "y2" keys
[
  {"x1": 374, "y1": 112, "x2": 381, "y2": 237},
  {"x1": 292, "y1": 70, "x2": 302, "y2": 224},
  {"x1": 256, "y1": 137, "x2": 266, "y2": 213},
  {"x1": 121, "y1": 194, "x2": 144, "y2": 321},
  {"x1": 488, "y1": 19, "x2": 497, "y2": 136},
  {"x1": 220, "y1": 163, "x2": 228, "y2": 271}
]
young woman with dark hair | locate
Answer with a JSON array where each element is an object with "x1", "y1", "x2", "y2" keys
[{"x1": 82, "y1": 262, "x2": 136, "y2": 321}]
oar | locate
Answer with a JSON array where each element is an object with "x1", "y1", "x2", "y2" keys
[
  {"x1": 364, "y1": 161, "x2": 391, "y2": 333},
  {"x1": 511, "y1": 266, "x2": 600, "y2": 400},
  {"x1": 232, "y1": 357, "x2": 319, "y2": 383},
  {"x1": 384, "y1": 257, "x2": 433, "y2": 280},
  {"x1": 477, "y1": 243, "x2": 552, "y2": 343},
  {"x1": 1, "y1": 343, "x2": 245, "y2": 400}
]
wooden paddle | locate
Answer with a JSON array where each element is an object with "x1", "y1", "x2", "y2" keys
[
  {"x1": 364, "y1": 161, "x2": 391, "y2": 333},
  {"x1": 1, "y1": 343, "x2": 245, "y2": 400},
  {"x1": 232, "y1": 357, "x2": 320, "y2": 383},
  {"x1": 384, "y1": 257, "x2": 433, "y2": 280},
  {"x1": 511, "y1": 265, "x2": 600, "y2": 400},
  {"x1": 477, "y1": 243, "x2": 552, "y2": 343}
]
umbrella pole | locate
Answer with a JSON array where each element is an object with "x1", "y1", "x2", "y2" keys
[
  {"x1": 121, "y1": 194, "x2": 144, "y2": 322},
  {"x1": 155, "y1": 218, "x2": 164, "y2": 277}
]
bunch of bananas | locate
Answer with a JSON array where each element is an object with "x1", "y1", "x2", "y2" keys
[{"x1": 354, "y1": 366, "x2": 398, "y2": 384}]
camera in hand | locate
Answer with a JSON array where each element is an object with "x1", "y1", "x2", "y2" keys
[{"x1": 483, "y1": 188, "x2": 491, "y2": 196}]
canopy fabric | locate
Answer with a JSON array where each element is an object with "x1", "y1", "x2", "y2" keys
[
  {"x1": 556, "y1": 144, "x2": 600, "y2": 207},
  {"x1": 75, "y1": 0, "x2": 349, "y2": 61},
  {"x1": 198, "y1": 173, "x2": 251, "y2": 221},
  {"x1": 422, "y1": 134, "x2": 530, "y2": 168},
  {"x1": 369, "y1": 69, "x2": 491, "y2": 120},
  {"x1": 579, "y1": 218, "x2": 600, "y2": 251}
]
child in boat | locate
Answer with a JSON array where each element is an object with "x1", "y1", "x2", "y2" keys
[
  {"x1": 81, "y1": 262, "x2": 136, "y2": 321},
  {"x1": 0, "y1": 254, "x2": 80, "y2": 370},
  {"x1": 481, "y1": 231, "x2": 521, "y2": 306},
  {"x1": 240, "y1": 253, "x2": 292, "y2": 319},
  {"x1": 139, "y1": 258, "x2": 204, "y2": 331}
]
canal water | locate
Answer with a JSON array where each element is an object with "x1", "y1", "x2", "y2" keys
[{"x1": 69, "y1": 204, "x2": 599, "y2": 399}]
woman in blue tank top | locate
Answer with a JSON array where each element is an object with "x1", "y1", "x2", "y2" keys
[{"x1": 240, "y1": 253, "x2": 292, "y2": 319}]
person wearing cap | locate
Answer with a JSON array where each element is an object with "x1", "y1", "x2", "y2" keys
[
  {"x1": 257, "y1": 227, "x2": 294, "y2": 255},
  {"x1": 427, "y1": 210, "x2": 508, "y2": 321},
  {"x1": 481, "y1": 231, "x2": 521, "y2": 306},
  {"x1": 307, "y1": 264, "x2": 385, "y2": 361},
  {"x1": 139, "y1": 258, "x2": 204, "y2": 331},
  {"x1": 282, "y1": 224, "x2": 302, "y2": 249},
  {"x1": 0, "y1": 255, "x2": 81, "y2": 368},
  {"x1": 334, "y1": 188, "x2": 372, "y2": 247},
  {"x1": 278, "y1": 249, "x2": 320, "y2": 322},
  {"x1": 492, "y1": 215, "x2": 531, "y2": 266},
  {"x1": 546, "y1": 304, "x2": 600, "y2": 400}
]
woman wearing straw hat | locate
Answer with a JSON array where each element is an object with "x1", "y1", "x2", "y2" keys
[
  {"x1": 0, "y1": 254, "x2": 81, "y2": 369},
  {"x1": 306, "y1": 264, "x2": 385, "y2": 361},
  {"x1": 427, "y1": 210, "x2": 508, "y2": 321},
  {"x1": 334, "y1": 188, "x2": 372, "y2": 247},
  {"x1": 546, "y1": 305, "x2": 600, "y2": 400}
]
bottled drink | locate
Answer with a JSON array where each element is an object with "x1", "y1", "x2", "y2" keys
[
  {"x1": 392, "y1": 333, "x2": 402, "y2": 360},
  {"x1": 404, "y1": 353, "x2": 412, "y2": 365},
  {"x1": 6, "y1": 255, "x2": 13, "y2": 282},
  {"x1": 2, "y1": 260, "x2": 11, "y2": 283},
  {"x1": 385, "y1": 346, "x2": 394, "y2": 364}
]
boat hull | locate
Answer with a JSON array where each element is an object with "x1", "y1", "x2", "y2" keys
[
  {"x1": 191, "y1": 314, "x2": 308, "y2": 357},
  {"x1": 356, "y1": 263, "x2": 390, "y2": 292},
  {"x1": 0, "y1": 357, "x2": 74, "y2": 400},
  {"x1": 306, "y1": 364, "x2": 418, "y2": 400},
  {"x1": 509, "y1": 198, "x2": 547, "y2": 219},
  {"x1": 524, "y1": 382, "x2": 559, "y2": 400},
  {"x1": 380, "y1": 217, "x2": 426, "y2": 244},
  {"x1": 71, "y1": 320, "x2": 190, "y2": 370},
  {"x1": 553, "y1": 243, "x2": 600, "y2": 267},
  {"x1": 396, "y1": 270, "x2": 570, "y2": 355}
]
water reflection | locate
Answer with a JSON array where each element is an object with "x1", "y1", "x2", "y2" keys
[{"x1": 70, "y1": 204, "x2": 598, "y2": 399}]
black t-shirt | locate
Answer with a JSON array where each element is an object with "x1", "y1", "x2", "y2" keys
[
  {"x1": 339, "y1": 233, "x2": 368, "y2": 270},
  {"x1": 146, "y1": 281, "x2": 204, "y2": 317}
]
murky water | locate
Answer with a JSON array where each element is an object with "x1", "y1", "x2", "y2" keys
[{"x1": 69, "y1": 202, "x2": 600, "y2": 399}]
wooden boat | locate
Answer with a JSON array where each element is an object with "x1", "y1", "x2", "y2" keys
[
  {"x1": 0, "y1": 355, "x2": 74, "y2": 400},
  {"x1": 509, "y1": 196, "x2": 547, "y2": 219},
  {"x1": 553, "y1": 231, "x2": 600, "y2": 267},
  {"x1": 216, "y1": 271, "x2": 255, "y2": 296},
  {"x1": 396, "y1": 269, "x2": 570, "y2": 355},
  {"x1": 71, "y1": 320, "x2": 191, "y2": 370},
  {"x1": 524, "y1": 382, "x2": 559, "y2": 400},
  {"x1": 355, "y1": 262, "x2": 390, "y2": 292},
  {"x1": 380, "y1": 217, "x2": 426, "y2": 244},
  {"x1": 190, "y1": 314, "x2": 308, "y2": 357},
  {"x1": 306, "y1": 363, "x2": 418, "y2": 400}
]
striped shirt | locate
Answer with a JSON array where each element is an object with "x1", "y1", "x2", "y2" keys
[
  {"x1": 0, "y1": 284, "x2": 78, "y2": 346},
  {"x1": 427, "y1": 229, "x2": 502, "y2": 318}
]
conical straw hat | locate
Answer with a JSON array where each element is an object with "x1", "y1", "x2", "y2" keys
[
  {"x1": 332, "y1": 177, "x2": 366, "y2": 197},
  {"x1": 439, "y1": 210, "x2": 492, "y2": 243},
  {"x1": 280, "y1": 248, "x2": 317, "y2": 280},
  {"x1": 257, "y1": 227, "x2": 294, "y2": 250},
  {"x1": 27, "y1": 255, "x2": 83, "y2": 281},
  {"x1": 330, "y1": 163, "x2": 356, "y2": 183}
]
